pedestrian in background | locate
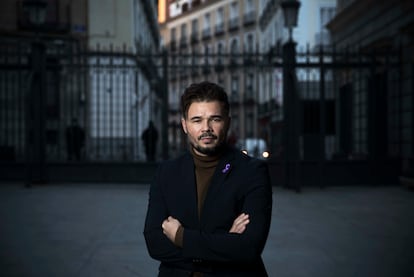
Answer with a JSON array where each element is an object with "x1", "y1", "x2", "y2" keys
[
  {"x1": 65, "y1": 118, "x2": 85, "y2": 161},
  {"x1": 144, "y1": 81, "x2": 273, "y2": 276},
  {"x1": 142, "y1": 120, "x2": 159, "y2": 162}
]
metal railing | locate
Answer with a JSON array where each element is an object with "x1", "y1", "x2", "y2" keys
[{"x1": 0, "y1": 37, "x2": 404, "y2": 186}]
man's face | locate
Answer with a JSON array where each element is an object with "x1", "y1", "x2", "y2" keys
[{"x1": 181, "y1": 101, "x2": 230, "y2": 156}]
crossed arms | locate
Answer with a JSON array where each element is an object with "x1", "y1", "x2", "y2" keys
[
  {"x1": 143, "y1": 160, "x2": 272, "y2": 263},
  {"x1": 162, "y1": 212, "x2": 250, "y2": 242}
]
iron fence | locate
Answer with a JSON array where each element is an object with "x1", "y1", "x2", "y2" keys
[
  {"x1": 0, "y1": 38, "x2": 163, "y2": 167},
  {"x1": 0, "y1": 36, "x2": 404, "y2": 185}
]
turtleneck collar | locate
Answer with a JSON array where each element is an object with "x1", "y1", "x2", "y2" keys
[{"x1": 190, "y1": 147, "x2": 222, "y2": 168}]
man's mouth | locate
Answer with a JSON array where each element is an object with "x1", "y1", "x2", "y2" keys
[{"x1": 198, "y1": 133, "x2": 217, "y2": 141}]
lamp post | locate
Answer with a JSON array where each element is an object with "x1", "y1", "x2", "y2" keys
[
  {"x1": 23, "y1": 0, "x2": 48, "y2": 186},
  {"x1": 281, "y1": 0, "x2": 300, "y2": 42},
  {"x1": 281, "y1": 0, "x2": 300, "y2": 192},
  {"x1": 23, "y1": 0, "x2": 48, "y2": 26}
]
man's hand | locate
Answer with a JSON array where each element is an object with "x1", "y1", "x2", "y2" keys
[
  {"x1": 162, "y1": 216, "x2": 181, "y2": 242},
  {"x1": 229, "y1": 213, "x2": 249, "y2": 234}
]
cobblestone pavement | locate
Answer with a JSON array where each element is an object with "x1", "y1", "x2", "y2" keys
[{"x1": 1, "y1": 183, "x2": 414, "y2": 277}]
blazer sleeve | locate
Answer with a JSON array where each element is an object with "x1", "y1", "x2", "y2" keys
[
  {"x1": 143, "y1": 164, "x2": 185, "y2": 263},
  {"x1": 182, "y1": 159, "x2": 273, "y2": 262}
]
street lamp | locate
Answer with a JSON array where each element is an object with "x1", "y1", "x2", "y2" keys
[
  {"x1": 281, "y1": 0, "x2": 301, "y2": 41},
  {"x1": 23, "y1": 0, "x2": 48, "y2": 27},
  {"x1": 23, "y1": 0, "x2": 48, "y2": 186},
  {"x1": 281, "y1": 0, "x2": 301, "y2": 192}
]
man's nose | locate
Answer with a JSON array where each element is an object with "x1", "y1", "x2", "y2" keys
[{"x1": 201, "y1": 119, "x2": 212, "y2": 131}]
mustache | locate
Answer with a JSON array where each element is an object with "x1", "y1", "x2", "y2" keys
[{"x1": 198, "y1": 132, "x2": 217, "y2": 140}]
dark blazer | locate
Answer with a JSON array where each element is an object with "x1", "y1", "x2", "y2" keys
[{"x1": 144, "y1": 146, "x2": 273, "y2": 277}]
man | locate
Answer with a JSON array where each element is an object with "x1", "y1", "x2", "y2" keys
[
  {"x1": 142, "y1": 120, "x2": 159, "y2": 162},
  {"x1": 65, "y1": 118, "x2": 85, "y2": 161},
  {"x1": 144, "y1": 81, "x2": 272, "y2": 276}
]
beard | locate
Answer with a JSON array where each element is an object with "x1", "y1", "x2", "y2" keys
[
  {"x1": 191, "y1": 132, "x2": 226, "y2": 156},
  {"x1": 192, "y1": 143, "x2": 223, "y2": 156}
]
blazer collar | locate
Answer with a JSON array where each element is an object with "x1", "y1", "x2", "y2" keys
[
  {"x1": 200, "y1": 146, "x2": 237, "y2": 220},
  {"x1": 179, "y1": 153, "x2": 199, "y2": 222}
]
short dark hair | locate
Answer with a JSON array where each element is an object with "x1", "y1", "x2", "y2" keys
[{"x1": 181, "y1": 81, "x2": 230, "y2": 119}]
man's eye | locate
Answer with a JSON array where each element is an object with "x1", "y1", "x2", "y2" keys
[{"x1": 212, "y1": 118, "x2": 222, "y2": 122}]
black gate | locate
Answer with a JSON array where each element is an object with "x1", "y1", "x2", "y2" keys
[
  {"x1": 0, "y1": 37, "x2": 164, "y2": 183},
  {"x1": 0, "y1": 36, "x2": 402, "y2": 186}
]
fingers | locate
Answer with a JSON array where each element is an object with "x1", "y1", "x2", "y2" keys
[
  {"x1": 234, "y1": 213, "x2": 249, "y2": 224},
  {"x1": 229, "y1": 213, "x2": 250, "y2": 234},
  {"x1": 162, "y1": 216, "x2": 182, "y2": 242},
  {"x1": 161, "y1": 219, "x2": 168, "y2": 234}
]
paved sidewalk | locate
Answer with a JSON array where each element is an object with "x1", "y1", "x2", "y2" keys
[{"x1": 1, "y1": 183, "x2": 414, "y2": 277}]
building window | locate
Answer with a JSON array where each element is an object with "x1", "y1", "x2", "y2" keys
[
  {"x1": 316, "y1": 6, "x2": 336, "y2": 45},
  {"x1": 215, "y1": 7, "x2": 225, "y2": 35},
  {"x1": 202, "y1": 13, "x2": 211, "y2": 39},
  {"x1": 202, "y1": 44, "x2": 212, "y2": 74},
  {"x1": 217, "y1": 7, "x2": 224, "y2": 25},
  {"x1": 230, "y1": 1, "x2": 238, "y2": 18},
  {"x1": 231, "y1": 39, "x2": 239, "y2": 54},
  {"x1": 245, "y1": 33, "x2": 254, "y2": 53},
  {"x1": 246, "y1": 73, "x2": 254, "y2": 99},
  {"x1": 230, "y1": 39, "x2": 239, "y2": 65},
  {"x1": 217, "y1": 74, "x2": 225, "y2": 87},
  {"x1": 320, "y1": 6, "x2": 336, "y2": 30},
  {"x1": 229, "y1": 1, "x2": 239, "y2": 30},
  {"x1": 181, "y1": 24, "x2": 187, "y2": 39},
  {"x1": 191, "y1": 19, "x2": 198, "y2": 43},
  {"x1": 245, "y1": 0, "x2": 254, "y2": 11},
  {"x1": 182, "y1": 2, "x2": 189, "y2": 12},
  {"x1": 170, "y1": 27, "x2": 177, "y2": 50},
  {"x1": 180, "y1": 23, "x2": 187, "y2": 47},
  {"x1": 243, "y1": 0, "x2": 255, "y2": 25},
  {"x1": 231, "y1": 75, "x2": 239, "y2": 102},
  {"x1": 217, "y1": 42, "x2": 224, "y2": 64},
  {"x1": 192, "y1": 19, "x2": 198, "y2": 33}
]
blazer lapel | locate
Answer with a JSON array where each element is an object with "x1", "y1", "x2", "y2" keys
[
  {"x1": 179, "y1": 153, "x2": 199, "y2": 224},
  {"x1": 200, "y1": 148, "x2": 236, "y2": 222}
]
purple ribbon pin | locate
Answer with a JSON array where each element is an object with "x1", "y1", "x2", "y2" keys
[{"x1": 222, "y1": 163, "x2": 231, "y2": 173}]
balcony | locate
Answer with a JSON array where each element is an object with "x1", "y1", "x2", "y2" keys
[
  {"x1": 244, "y1": 54, "x2": 255, "y2": 66},
  {"x1": 214, "y1": 23, "x2": 225, "y2": 36},
  {"x1": 191, "y1": 65, "x2": 199, "y2": 77},
  {"x1": 243, "y1": 11, "x2": 256, "y2": 26},
  {"x1": 202, "y1": 58, "x2": 211, "y2": 74},
  {"x1": 179, "y1": 36, "x2": 188, "y2": 49},
  {"x1": 244, "y1": 86, "x2": 256, "y2": 104},
  {"x1": 191, "y1": 32, "x2": 199, "y2": 44},
  {"x1": 228, "y1": 17, "x2": 239, "y2": 32},
  {"x1": 215, "y1": 60, "x2": 225, "y2": 72},
  {"x1": 228, "y1": 56, "x2": 239, "y2": 70},
  {"x1": 202, "y1": 28, "x2": 211, "y2": 40},
  {"x1": 202, "y1": 65, "x2": 211, "y2": 75},
  {"x1": 170, "y1": 40, "x2": 177, "y2": 51}
]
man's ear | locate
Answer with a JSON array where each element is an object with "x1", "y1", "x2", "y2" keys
[{"x1": 181, "y1": 117, "x2": 188, "y2": 134}]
